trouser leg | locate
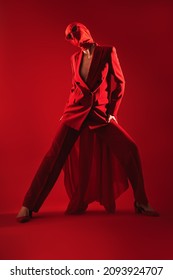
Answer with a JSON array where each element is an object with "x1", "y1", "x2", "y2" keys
[
  {"x1": 96, "y1": 121, "x2": 148, "y2": 204},
  {"x1": 23, "y1": 123, "x2": 80, "y2": 212}
]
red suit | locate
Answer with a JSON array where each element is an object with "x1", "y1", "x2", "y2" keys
[{"x1": 23, "y1": 45, "x2": 148, "y2": 214}]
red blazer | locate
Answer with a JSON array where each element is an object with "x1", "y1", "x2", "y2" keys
[{"x1": 61, "y1": 45, "x2": 125, "y2": 131}]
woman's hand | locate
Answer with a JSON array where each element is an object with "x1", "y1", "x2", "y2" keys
[{"x1": 107, "y1": 114, "x2": 118, "y2": 124}]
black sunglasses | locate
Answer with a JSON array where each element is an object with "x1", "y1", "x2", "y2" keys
[{"x1": 66, "y1": 25, "x2": 78, "y2": 40}]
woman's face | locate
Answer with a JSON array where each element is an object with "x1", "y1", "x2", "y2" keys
[{"x1": 65, "y1": 22, "x2": 94, "y2": 49}]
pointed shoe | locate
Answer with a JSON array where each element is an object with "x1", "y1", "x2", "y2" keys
[
  {"x1": 16, "y1": 210, "x2": 33, "y2": 223},
  {"x1": 134, "y1": 202, "x2": 160, "y2": 217}
]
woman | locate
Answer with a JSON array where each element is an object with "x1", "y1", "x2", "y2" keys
[{"x1": 17, "y1": 22, "x2": 159, "y2": 222}]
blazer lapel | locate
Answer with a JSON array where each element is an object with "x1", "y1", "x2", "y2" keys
[{"x1": 86, "y1": 46, "x2": 102, "y2": 82}]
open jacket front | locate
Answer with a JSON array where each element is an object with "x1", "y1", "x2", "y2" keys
[{"x1": 61, "y1": 45, "x2": 125, "y2": 130}]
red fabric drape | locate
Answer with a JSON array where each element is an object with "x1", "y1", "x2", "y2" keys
[{"x1": 63, "y1": 125, "x2": 129, "y2": 213}]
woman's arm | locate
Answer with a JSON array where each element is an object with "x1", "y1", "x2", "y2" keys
[{"x1": 107, "y1": 46, "x2": 125, "y2": 118}]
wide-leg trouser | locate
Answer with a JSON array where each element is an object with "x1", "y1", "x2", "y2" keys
[
  {"x1": 23, "y1": 122, "x2": 80, "y2": 212},
  {"x1": 96, "y1": 121, "x2": 148, "y2": 205},
  {"x1": 23, "y1": 120, "x2": 148, "y2": 212}
]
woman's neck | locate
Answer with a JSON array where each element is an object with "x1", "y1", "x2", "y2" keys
[{"x1": 82, "y1": 43, "x2": 95, "y2": 58}]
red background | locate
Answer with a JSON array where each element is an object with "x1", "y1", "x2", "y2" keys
[
  {"x1": 0, "y1": 0, "x2": 173, "y2": 261},
  {"x1": 1, "y1": 0, "x2": 173, "y2": 214}
]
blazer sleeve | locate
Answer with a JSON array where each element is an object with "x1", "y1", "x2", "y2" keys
[
  {"x1": 107, "y1": 46, "x2": 125, "y2": 117},
  {"x1": 70, "y1": 54, "x2": 77, "y2": 93}
]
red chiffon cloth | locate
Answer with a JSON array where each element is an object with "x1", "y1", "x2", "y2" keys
[{"x1": 63, "y1": 125, "x2": 129, "y2": 213}]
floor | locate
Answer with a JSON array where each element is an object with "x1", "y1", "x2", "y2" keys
[{"x1": 0, "y1": 203, "x2": 173, "y2": 260}]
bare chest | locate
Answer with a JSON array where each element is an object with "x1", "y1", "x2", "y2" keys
[{"x1": 79, "y1": 55, "x2": 93, "y2": 82}]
